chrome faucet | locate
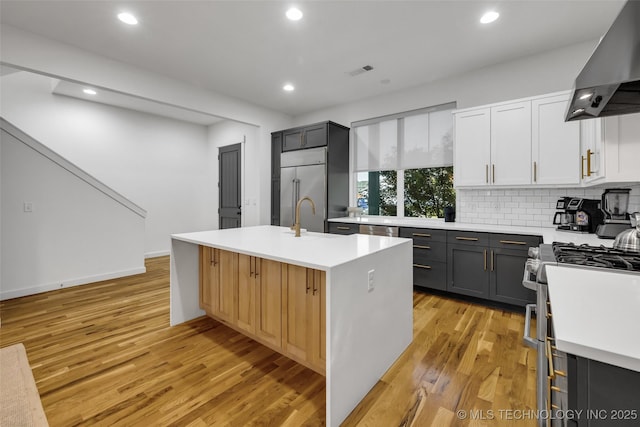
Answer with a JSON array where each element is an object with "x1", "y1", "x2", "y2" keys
[{"x1": 291, "y1": 197, "x2": 316, "y2": 237}]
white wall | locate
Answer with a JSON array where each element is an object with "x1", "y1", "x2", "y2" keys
[
  {"x1": 1, "y1": 71, "x2": 215, "y2": 257},
  {"x1": 207, "y1": 121, "x2": 262, "y2": 227},
  {"x1": 1, "y1": 127, "x2": 145, "y2": 300},
  {"x1": 0, "y1": 25, "x2": 293, "y2": 226},
  {"x1": 293, "y1": 39, "x2": 598, "y2": 127}
]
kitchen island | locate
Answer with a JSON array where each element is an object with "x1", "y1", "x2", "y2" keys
[{"x1": 170, "y1": 225, "x2": 413, "y2": 426}]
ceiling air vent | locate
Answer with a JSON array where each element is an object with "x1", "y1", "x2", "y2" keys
[{"x1": 347, "y1": 65, "x2": 374, "y2": 77}]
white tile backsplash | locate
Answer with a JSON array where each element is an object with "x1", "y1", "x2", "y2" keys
[{"x1": 456, "y1": 184, "x2": 640, "y2": 227}]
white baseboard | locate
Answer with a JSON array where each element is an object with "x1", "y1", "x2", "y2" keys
[
  {"x1": 0, "y1": 267, "x2": 147, "y2": 301},
  {"x1": 145, "y1": 250, "x2": 170, "y2": 259}
]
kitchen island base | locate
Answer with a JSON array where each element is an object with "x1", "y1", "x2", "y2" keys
[{"x1": 170, "y1": 226, "x2": 413, "y2": 426}]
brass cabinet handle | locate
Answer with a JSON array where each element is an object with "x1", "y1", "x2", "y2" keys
[
  {"x1": 249, "y1": 256, "x2": 254, "y2": 277},
  {"x1": 499, "y1": 240, "x2": 527, "y2": 245},
  {"x1": 492, "y1": 164, "x2": 495, "y2": 183},
  {"x1": 413, "y1": 264, "x2": 432, "y2": 270},
  {"x1": 312, "y1": 281, "x2": 318, "y2": 295},
  {"x1": 211, "y1": 249, "x2": 217, "y2": 266},
  {"x1": 413, "y1": 245, "x2": 431, "y2": 249},
  {"x1": 306, "y1": 282, "x2": 310, "y2": 294},
  {"x1": 581, "y1": 155, "x2": 586, "y2": 179},
  {"x1": 485, "y1": 164, "x2": 489, "y2": 184},
  {"x1": 456, "y1": 236, "x2": 479, "y2": 241},
  {"x1": 491, "y1": 250, "x2": 494, "y2": 272},
  {"x1": 533, "y1": 161, "x2": 537, "y2": 182},
  {"x1": 483, "y1": 250, "x2": 487, "y2": 271},
  {"x1": 412, "y1": 233, "x2": 431, "y2": 237},
  {"x1": 586, "y1": 149, "x2": 593, "y2": 176},
  {"x1": 254, "y1": 258, "x2": 259, "y2": 277},
  {"x1": 336, "y1": 226, "x2": 351, "y2": 230}
]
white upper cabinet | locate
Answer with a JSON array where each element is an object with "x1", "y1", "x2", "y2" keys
[
  {"x1": 453, "y1": 90, "x2": 636, "y2": 188},
  {"x1": 579, "y1": 118, "x2": 603, "y2": 184},
  {"x1": 490, "y1": 101, "x2": 531, "y2": 185},
  {"x1": 531, "y1": 94, "x2": 580, "y2": 185},
  {"x1": 602, "y1": 113, "x2": 640, "y2": 183},
  {"x1": 453, "y1": 108, "x2": 491, "y2": 186}
]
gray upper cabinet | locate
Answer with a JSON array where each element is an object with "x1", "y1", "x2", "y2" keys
[
  {"x1": 271, "y1": 121, "x2": 350, "y2": 229},
  {"x1": 282, "y1": 123, "x2": 328, "y2": 152}
]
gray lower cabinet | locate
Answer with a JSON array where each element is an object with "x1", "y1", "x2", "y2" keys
[
  {"x1": 328, "y1": 222, "x2": 359, "y2": 235},
  {"x1": 400, "y1": 227, "x2": 447, "y2": 291},
  {"x1": 568, "y1": 354, "x2": 640, "y2": 427},
  {"x1": 447, "y1": 242, "x2": 490, "y2": 298},
  {"x1": 447, "y1": 231, "x2": 540, "y2": 306}
]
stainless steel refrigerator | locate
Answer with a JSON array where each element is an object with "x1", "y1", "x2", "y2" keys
[{"x1": 280, "y1": 147, "x2": 326, "y2": 233}]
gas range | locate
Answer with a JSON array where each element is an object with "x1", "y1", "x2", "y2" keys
[
  {"x1": 552, "y1": 242, "x2": 640, "y2": 272},
  {"x1": 526, "y1": 242, "x2": 640, "y2": 285}
]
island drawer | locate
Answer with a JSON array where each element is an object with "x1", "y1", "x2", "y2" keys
[
  {"x1": 446, "y1": 230, "x2": 489, "y2": 246},
  {"x1": 328, "y1": 222, "x2": 359, "y2": 235},
  {"x1": 400, "y1": 227, "x2": 447, "y2": 243},
  {"x1": 413, "y1": 261, "x2": 446, "y2": 291},
  {"x1": 413, "y1": 241, "x2": 447, "y2": 263}
]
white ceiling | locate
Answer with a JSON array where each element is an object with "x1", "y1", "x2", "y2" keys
[{"x1": 0, "y1": 0, "x2": 627, "y2": 117}]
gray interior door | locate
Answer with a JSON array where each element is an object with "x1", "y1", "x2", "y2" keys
[{"x1": 219, "y1": 143, "x2": 241, "y2": 229}]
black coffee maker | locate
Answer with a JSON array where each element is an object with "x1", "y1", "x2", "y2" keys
[
  {"x1": 554, "y1": 198, "x2": 604, "y2": 233},
  {"x1": 596, "y1": 188, "x2": 632, "y2": 238}
]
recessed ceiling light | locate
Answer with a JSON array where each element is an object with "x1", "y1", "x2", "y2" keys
[
  {"x1": 286, "y1": 7, "x2": 303, "y2": 21},
  {"x1": 283, "y1": 84, "x2": 295, "y2": 92},
  {"x1": 480, "y1": 11, "x2": 499, "y2": 24},
  {"x1": 117, "y1": 12, "x2": 138, "y2": 25},
  {"x1": 579, "y1": 93, "x2": 593, "y2": 100},
  {"x1": 83, "y1": 88, "x2": 97, "y2": 95}
]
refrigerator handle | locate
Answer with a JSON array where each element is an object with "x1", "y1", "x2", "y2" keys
[{"x1": 291, "y1": 179, "x2": 298, "y2": 225}]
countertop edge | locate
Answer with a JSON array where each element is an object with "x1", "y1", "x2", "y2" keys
[
  {"x1": 328, "y1": 216, "x2": 614, "y2": 246},
  {"x1": 171, "y1": 227, "x2": 412, "y2": 270}
]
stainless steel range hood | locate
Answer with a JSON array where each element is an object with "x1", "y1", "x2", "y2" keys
[{"x1": 566, "y1": 1, "x2": 640, "y2": 121}]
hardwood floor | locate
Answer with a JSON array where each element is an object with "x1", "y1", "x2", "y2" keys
[{"x1": 0, "y1": 256, "x2": 536, "y2": 426}]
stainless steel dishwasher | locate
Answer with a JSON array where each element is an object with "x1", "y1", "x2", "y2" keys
[{"x1": 359, "y1": 224, "x2": 399, "y2": 237}]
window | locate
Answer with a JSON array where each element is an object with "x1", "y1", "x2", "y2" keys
[{"x1": 353, "y1": 103, "x2": 456, "y2": 218}]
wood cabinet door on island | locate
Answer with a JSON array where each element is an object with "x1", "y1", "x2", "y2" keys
[
  {"x1": 199, "y1": 246, "x2": 214, "y2": 312},
  {"x1": 199, "y1": 247, "x2": 238, "y2": 324},
  {"x1": 212, "y1": 249, "x2": 238, "y2": 324},
  {"x1": 255, "y1": 259, "x2": 284, "y2": 348},
  {"x1": 282, "y1": 265, "x2": 326, "y2": 375},
  {"x1": 309, "y1": 269, "x2": 326, "y2": 372},
  {"x1": 237, "y1": 254, "x2": 257, "y2": 334}
]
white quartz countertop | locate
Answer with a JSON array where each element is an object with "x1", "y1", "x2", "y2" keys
[
  {"x1": 329, "y1": 216, "x2": 614, "y2": 247},
  {"x1": 171, "y1": 225, "x2": 410, "y2": 270},
  {"x1": 546, "y1": 265, "x2": 640, "y2": 372}
]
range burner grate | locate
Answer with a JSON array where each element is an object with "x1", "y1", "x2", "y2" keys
[{"x1": 552, "y1": 242, "x2": 640, "y2": 272}]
